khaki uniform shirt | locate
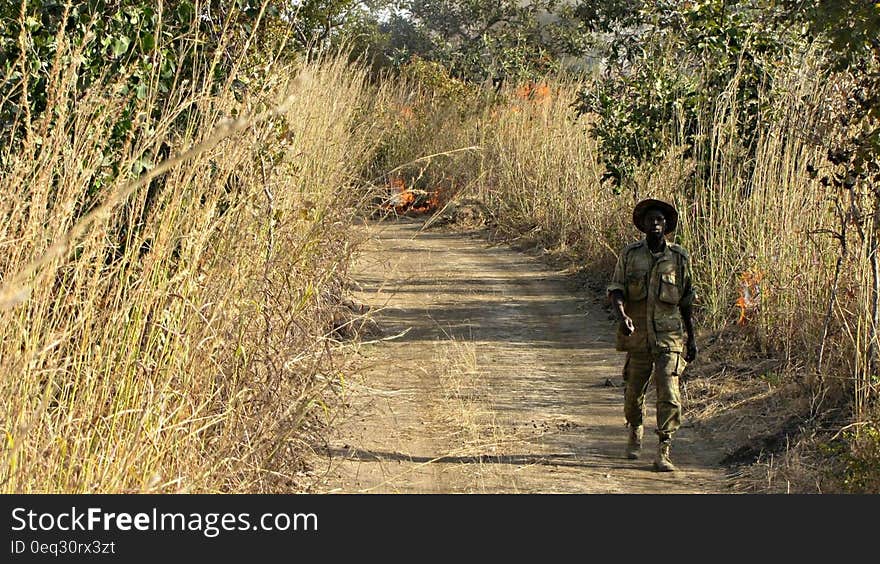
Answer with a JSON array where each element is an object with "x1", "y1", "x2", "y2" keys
[{"x1": 607, "y1": 239, "x2": 695, "y2": 354}]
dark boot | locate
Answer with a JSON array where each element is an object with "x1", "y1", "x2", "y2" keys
[
  {"x1": 625, "y1": 425, "x2": 643, "y2": 459},
  {"x1": 653, "y1": 440, "x2": 676, "y2": 472}
]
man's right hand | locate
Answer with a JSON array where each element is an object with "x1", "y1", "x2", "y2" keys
[
  {"x1": 620, "y1": 315, "x2": 635, "y2": 336},
  {"x1": 685, "y1": 336, "x2": 698, "y2": 362}
]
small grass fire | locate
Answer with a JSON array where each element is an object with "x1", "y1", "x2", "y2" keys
[
  {"x1": 380, "y1": 176, "x2": 442, "y2": 216},
  {"x1": 735, "y1": 269, "x2": 763, "y2": 325}
]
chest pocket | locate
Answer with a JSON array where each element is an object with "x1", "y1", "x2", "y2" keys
[
  {"x1": 626, "y1": 272, "x2": 648, "y2": 301},
  {"x1": 658, "y1": 270, "x2": 680, "y2": 304}
]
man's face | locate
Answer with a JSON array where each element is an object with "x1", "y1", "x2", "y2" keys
[{"x1": 643, "y1": 209, "x2": 667, "y2": 236}]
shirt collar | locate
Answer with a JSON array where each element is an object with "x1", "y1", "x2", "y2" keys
[{"x1": 642, "y1": 238, "x2": 669, "y2": 257}]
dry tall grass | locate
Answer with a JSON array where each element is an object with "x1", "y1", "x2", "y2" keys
[
  {"x1": 476, "y1": 82, "x2": 630, "y2": 272},
  {"x1": 0, "y1": 25, "x2": 386, "y2": 491}
]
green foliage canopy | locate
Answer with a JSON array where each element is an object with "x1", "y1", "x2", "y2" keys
[
  {"x1": 575, "y1": 0, "x2": 797, "y2": 191},
  {"x1": 0, "y1": 0, "x2": 273, "y2": 146}
]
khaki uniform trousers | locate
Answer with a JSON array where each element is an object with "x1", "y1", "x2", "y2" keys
[{"x1": 623, "y1": 351, "x2": 686, "y2": 441}]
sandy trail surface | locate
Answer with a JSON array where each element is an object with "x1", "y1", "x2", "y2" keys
[{"x1": 312, "y1": 219, "x2": 730, "y2": 493}]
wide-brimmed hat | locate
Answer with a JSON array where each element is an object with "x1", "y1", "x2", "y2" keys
[{"x1": 632, "y1": 198, "x2": 678, "y2": 234}]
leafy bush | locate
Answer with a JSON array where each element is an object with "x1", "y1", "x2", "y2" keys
[{"x1": 575, "y1": 0, "x2": 793, "y2": 191}]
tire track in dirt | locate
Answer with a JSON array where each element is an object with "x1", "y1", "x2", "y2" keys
[{"x1": 313, "y1": 218, "x2": 731, "y2": 493}]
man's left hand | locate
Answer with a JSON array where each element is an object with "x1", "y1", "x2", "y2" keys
[{"x1": 684, "y1": 337, "x2": 698, "y2": 363}]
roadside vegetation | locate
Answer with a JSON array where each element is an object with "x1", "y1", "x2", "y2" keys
[{"x1": 0, "y1": 2, "x2": 389, "y2": 492}]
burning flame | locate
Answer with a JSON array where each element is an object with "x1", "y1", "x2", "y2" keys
[
  {"x1": 735, "y1": 269, "x2": 763, "y2": 325},
  {"x1": 515, "y1": 82, "x2": 551, "y2": 104},
  {"x1": 382, "y1": 176, "x2": 441, "y2": 215}
]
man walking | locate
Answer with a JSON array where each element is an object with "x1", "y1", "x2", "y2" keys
[{"x1": 606, "y1": 199, "x2": 697, "y2": 472}]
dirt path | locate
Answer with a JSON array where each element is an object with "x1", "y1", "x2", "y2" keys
[{"x1": 312, "y1": 218, "x2": 731, "y2": 493}]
